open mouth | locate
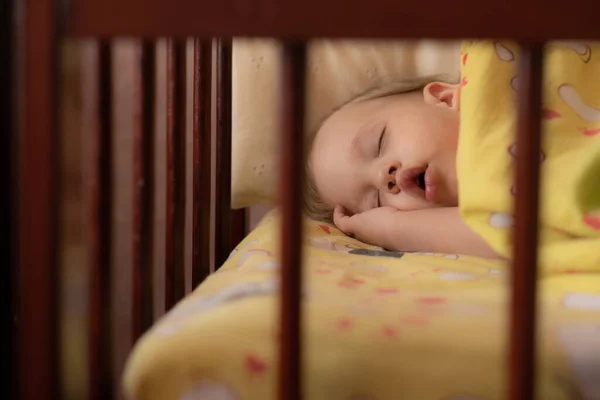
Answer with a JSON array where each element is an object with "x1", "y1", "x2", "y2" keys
[
  {"x1": 399, "y1": 166, "x2": 428, "y2": 192},
  {"x1": 398, "y1": 165, "x2": 436, "y2": 202},
  {"x1": 416, "y1": 172, "x2": 426, "y2": 191}
]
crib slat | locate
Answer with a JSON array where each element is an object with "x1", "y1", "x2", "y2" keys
[
  {"x1": 15, "y1": 0, "x2": 59, "y2": 398},
  {"x1": 87, "y1": 41, "x2": 114, "y2": 400},
  {"x1": 132, "y1": 41, "x2": 156, "y2": 340},
  {"x1": 278, "y1": 41, "x2": 306, "y2": 400},
  {"x1": 192, "y1": 39, "x2": 212, "y2": 286},
  {"x1": 1, "y1": 0, "x2": 16, "y2": 394},
  {"x1": 509, "y1": 43, "x2": 543, "y2": 400},
  {"x1": 215, "y1": 38, "x2": 235, "y2": 268},
  {"x1": 165, "y1": 40, "x2": 187, "y2": 309}
]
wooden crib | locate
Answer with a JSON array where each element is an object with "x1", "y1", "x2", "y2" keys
[{"x1": 5, "y1": 0, "x2": 599, "y2": 399}]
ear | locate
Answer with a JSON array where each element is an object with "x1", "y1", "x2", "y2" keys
[{"x1": 423, "y1": 82, "x2": 461, "y2": 110}]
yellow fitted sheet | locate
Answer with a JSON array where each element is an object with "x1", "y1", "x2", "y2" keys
[{"x1": 123, "y1": 211, "x2": 600, "y2": 400}]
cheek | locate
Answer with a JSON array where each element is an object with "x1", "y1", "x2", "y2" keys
[
  {"x1": 437, "y1": 115, "x2": 460, "y2": 143},
  {"x1": 316, "y1": 168, "x2": 360, "y2": 210},
  {"x1": 429, "y1": 125, "x2": 459, "y2": 162},
  {"x1": 421, "y1": 110, "x2": 459, "y2": 139}
]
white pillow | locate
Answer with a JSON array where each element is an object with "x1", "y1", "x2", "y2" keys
[{"x1": 231, "y1": 39, "x2": 461, "y2": 208}]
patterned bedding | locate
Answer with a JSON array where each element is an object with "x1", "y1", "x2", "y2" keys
[
  {"x1": 123, "y1": 211, "x2": 600, "y2": 400},
  {"x1": 457, "y1": 41, "x2": 600, "y2": 275}
]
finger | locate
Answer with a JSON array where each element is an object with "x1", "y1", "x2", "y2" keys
[
  {"x1": 333, "y1": 206, "x2": 353, "y2": 233},
  {"x1": 333, "y1": 206, "x2": 347, "y2": 225}
]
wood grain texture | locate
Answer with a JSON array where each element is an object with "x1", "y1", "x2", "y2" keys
[
  {"x1": 191, "y1": 39, "x2": 212, "y2": 287},
  {"x1": 509, "y1": 43, "x2": 543, "y2": 400},
  {"x1": 278, "y1": 42, "x2": 306, "y2": 400},
  {"x1": 15, "y1": 0, "x2": 59, "y2": 398},
  {"x1": 214, "y1": 39, "x2": 234, "y2": 269},
  {"x1": 1, "y1": 0, "x2": 16, "y2": 396},
  {"x1": 87, "y1": 41, "x2": 114, "y2": 400},
  {"x1": 132, "y1": 41, "x2": 156, "y2": 340},
  {"x1": 69, "y1": 0, "x2": 600, "y2": 39},
  {"x1": 165, "y1": 40, "x2": 186, "y2": 309}
]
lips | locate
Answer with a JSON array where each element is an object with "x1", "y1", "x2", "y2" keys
[{"x1": 398, "y1": 165, "x2": 437, "y2": 202}]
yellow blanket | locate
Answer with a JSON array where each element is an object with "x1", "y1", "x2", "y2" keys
[
  {"x1": 123, "y1": 211, "x2": 600, "y2": 400},
  {"x1": 458, "y1": 41, "x2": 600, "y2": 276}
]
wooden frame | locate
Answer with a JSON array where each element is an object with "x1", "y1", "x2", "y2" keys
[
  {"x1": 1, "y1": 0, "x2": 16, "y2": 397},
  {"x1": 7, "y1": 1, "x2": 600, "y2": 399},
  {"x1": 67, "y1": 0, "x2": 600, "y2": 39}
]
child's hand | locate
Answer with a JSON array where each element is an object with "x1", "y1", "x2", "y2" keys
[
  {"x1": 333, "y1": 205, "x2": 399, "y2": 248},
  {"x1": 335, "y1": 206, "x2": 501, "y2": 258}
]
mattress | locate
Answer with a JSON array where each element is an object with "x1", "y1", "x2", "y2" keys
[{"x1": 123, "y1": 210, "x2": 600, "y2": 400}]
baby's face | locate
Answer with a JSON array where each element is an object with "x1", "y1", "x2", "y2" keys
[{"x1": 310, "y1": 82, "x2": 461, "y2": 215}]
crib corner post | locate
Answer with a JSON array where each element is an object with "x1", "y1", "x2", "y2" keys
[
  {"x1": 13, "y1": 0, "x2": 61, "y2": 398},
  {"x1": 2, "y1": 0, "x2": 16, "y2": 396}
]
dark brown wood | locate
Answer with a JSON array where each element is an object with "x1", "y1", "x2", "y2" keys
[
  {"x1": 1, "y1": 0, "x2": 15, "y2": 396},
  {"x1": 15, "y1": 0, "x2": 59, "y2": 398},
  {"x1": 191, "y1": 39, "x2": 212, "y2": 288},
  {"x1": 69, "y1": 0, "x2": 600, "y2": 40},
  {"x1": 509, "y1": 43, "x2": 543, "y2": 400},
  {"x1": 214, "y1": 38, "x2": 235, "y2": 269},
  {"x1": 278, "y1": 41, "x2": 306, "y2": 400},
  {"x1": 132, "y1": 41, "x2": 156, "y2": 340},
  {"x1": 165, "y1": 40, "x2": 186, "y2": 309},
  {"x1": 88, "y1": 41, "x2": 114, "y2": 400}
]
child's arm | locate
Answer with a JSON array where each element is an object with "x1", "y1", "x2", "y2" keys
[{"x1": 334, "y1": 206, "x2": 501, "y2": 259}]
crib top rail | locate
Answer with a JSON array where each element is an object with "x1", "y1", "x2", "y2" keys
[{"x1": 68, "y1": 0, "x2": 600, "y2": 39}]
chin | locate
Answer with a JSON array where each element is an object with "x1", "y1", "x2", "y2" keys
[
  {"x1": 397, "y1": 202, "x2": 438, "y2": 212},
  {"x1": 437, "y1": 196, "x2": 459, "y2": 208}
]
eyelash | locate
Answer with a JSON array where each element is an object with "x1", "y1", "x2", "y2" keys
[
  {"x1": 376, "y1": 126, "x2": 386, "y2": 207},
  {"x1": 378, "y1": 126, "x2": 386, "y2": 156}
]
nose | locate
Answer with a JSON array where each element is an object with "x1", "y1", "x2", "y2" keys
[{"x1": 378, "y1": 162, "x2": 401, "y2": 194}]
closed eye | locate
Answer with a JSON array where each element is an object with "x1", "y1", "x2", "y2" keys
[
  {"x1": 378, "y1": 126, "x2": 386, "y2": 156},
  {"x1": 376, "y1": 126, "x2": 386, "y2": 207}
]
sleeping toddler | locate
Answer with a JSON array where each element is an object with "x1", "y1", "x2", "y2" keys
[{"x1": 302, "y1": 76, "x2": 500, "y2": 258}]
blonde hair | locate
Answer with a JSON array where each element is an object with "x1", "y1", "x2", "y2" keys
[{"x1": 302, "y1": 74, "x2": 453, "y2": 223}]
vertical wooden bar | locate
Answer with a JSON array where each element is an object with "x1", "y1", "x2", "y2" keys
[
  {"x1": 278, "y1": 41, "x2": 306, "y2": 400},
  {"x1": 88, "y1": 41, "x2": 114, "y2": 400},
  {"x1": 165, "y1": 40, "x2": 186, "y2": 309},
  {"x1": 132, "y1": 41, "x2": 156, "y2": 340},
  {"x1": 215, "y1": 38, "x2": 234, "y2": 268},
  {"x1": 1, "y1": 0, "x2": 15, "y2": 396},
  {"x1": 15, "y1": 0, "x2": 59, "y2": 398},
  {"x1": 509, "y1": 43, "x2": 543, "y2": 400},
  {"x1": 192, "y1": 39, "x2": 212, "y2": 287}
]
